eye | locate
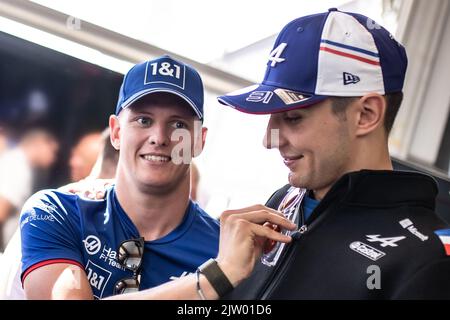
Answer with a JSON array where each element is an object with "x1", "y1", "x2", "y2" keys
[
  {"x1": 172, "y1": 121, "x2": 187, "y2": 129},
  {"x1": 283, "y1": 115, "x2": 302, "y2": 124},
  {"x1": 136, "y1": 116, "x2": 152, "y2": 127}
]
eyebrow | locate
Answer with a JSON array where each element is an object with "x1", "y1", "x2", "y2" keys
[
  {"x1": 284, "y1": 109, "x2": 306, "y2": 116},
  {"x1": 130, "y1": 109, "x2": 193, "y2": 120}
]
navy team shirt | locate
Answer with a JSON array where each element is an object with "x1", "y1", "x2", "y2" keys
[{"x1": 20, "y1": 187, "x2": 219, "y2": 299}]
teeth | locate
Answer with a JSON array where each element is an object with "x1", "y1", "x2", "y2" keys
[{"x1": 143, "y1": 155, "x2": 170, "y2": 162}]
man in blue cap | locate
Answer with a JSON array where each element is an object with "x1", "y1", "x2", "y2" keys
[
  {"x1": 19, "y1": 55, "x2": 295, "y2": 299},
  {"x1": 218, "y1": 9, "x2": 450, "y2": 299}
]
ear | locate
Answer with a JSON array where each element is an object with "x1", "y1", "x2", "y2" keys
[
  {"x1": 193, "y1": 126, "x2": 208, "y2": 158},
  {"x1": 109, "y1": 114, "x2": 121, "y2": 150},
  {"x1": 354, "y1": 94, "x2": 386, "y2": 138},
  {"x1": 200, "y1": 127, "x2": 207, "y2": 150}
]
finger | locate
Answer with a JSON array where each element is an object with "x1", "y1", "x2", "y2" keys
[
  {"x1": 262, "y1": 224, "x2": 281, "y2": 253},
  {"x1": 95, "y1": 191, "x2": 105, "y2": 200},
  {"x1": 84, "y1": 190, "x2": 95, "y2": 199},
  {"x1": 220, "y1": 205, "x2": 281, "y2": 221},
  {"x1": 251, "y1": 224, "x2": 292, "y2": 243},
  {"x1": 234, "y1": 211, "x2": 296, "y2": 230},
  {"x1": 61, "y1": 183, "x2": 77, "y2": 193},
  {"x1": 103, "y1": 179, "x2": 114, "y2": 187}
]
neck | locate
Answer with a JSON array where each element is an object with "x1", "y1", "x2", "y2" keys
[
  {"x1": 351, "y1": 136, "x2": 393, "y2": 171},
  {"x1": 313, "y1": 137, "x2": 392, "y2": 201},
  {"x1": 115, "y1": 171, "x2": 191, "y2": 241}
]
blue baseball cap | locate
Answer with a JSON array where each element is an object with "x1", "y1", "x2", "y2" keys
[
  {"x1": 218, "y1": 8, "x2": 408, "y2": 114},
  {"x1": 116, "y1": 55, "x2": 204, "y2": 120}
]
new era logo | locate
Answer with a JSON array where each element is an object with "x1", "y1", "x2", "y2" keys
[{"x1": 343, "y1": 72, "x2": 360, "y2": 85}]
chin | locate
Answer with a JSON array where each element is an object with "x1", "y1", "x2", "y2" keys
[
  {"x1": 139, "y1": 179, "x2": 173, "y2": 193},
  {"x1": 288, "y1": 172, "x2": 310, "y2": 189},
  {"x1": 288, "y1": 172, "x2": 300, "y2": 187},
  {"x1": 141, "y1": 176, "x2": 171, "y2": 187}
]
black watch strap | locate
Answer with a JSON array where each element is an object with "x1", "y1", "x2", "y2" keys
[{"x1": 198, "y1": 258, "x2": 234, "y2": 297}]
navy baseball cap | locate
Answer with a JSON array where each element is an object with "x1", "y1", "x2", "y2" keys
[
  {"x1": 218, "y1": 8, "x2": 408, "y2": 114},
  {"x1": 116, "y1": 55, "x2": 204, "y2": 120}
]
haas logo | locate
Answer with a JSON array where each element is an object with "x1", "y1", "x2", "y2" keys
[{"x1": 83, "y1": 235, "x2": 101, "y2": 255}]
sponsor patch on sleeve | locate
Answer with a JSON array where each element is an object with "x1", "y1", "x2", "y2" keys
[{"x1": 434, "y1": 229, "x2": 450, "y2": 256}]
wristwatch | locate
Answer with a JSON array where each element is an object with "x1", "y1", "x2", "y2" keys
[{"x1": 198, "y1": 258, "x2": 234, "y2": 297}]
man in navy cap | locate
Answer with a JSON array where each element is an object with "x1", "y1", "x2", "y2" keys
[
  {"x1": 19, "y1": 55, "x2": 295, "y2": 299},
  {"x1": 218, "y1": 9, "x2": 450, "y2": 299}
]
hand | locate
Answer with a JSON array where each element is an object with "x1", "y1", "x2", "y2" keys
[
  {"x1": 215, "y1": 205, "x2": 296, "y2": 287},
  {"x1": 59, "y1": 178, "x2": 114, "y2": 200}
]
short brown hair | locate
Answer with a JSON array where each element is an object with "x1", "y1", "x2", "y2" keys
[{"x1": 329, "y1": 92, "x2": 403, "y2": 135}]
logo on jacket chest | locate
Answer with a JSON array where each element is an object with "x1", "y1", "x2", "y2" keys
[
  {"x1": 83, "y1": 235, "x2": 126, "y2": 271},
  {"x1": 399, "y1": 218, "x2": 429, "y2": 241},
  {"x1": 365, "y1": 234, "x2": 406, "y2": 247},
  {"x1": 349, "y1": 234, "x2": 405, "y2": 261},
  {"x1": 85, "y1": 260, "x2": 112, "y2": 299},
  {"x1": 350, "y1": 241, "x2": 386, "y2": 261}
]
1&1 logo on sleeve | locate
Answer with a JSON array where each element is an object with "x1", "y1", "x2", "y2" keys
[{"x1": 85, "y1": 260, "x2": 112, "y2": 299}]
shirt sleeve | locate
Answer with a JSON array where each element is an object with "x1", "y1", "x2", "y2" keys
[{"x1": 20, "y1": 190, "x2": 84, "y2": 283}]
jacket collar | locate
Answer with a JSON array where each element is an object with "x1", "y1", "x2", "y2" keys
[{"x1": 317, "y1": 170, "x2": 438, "y2": 210}]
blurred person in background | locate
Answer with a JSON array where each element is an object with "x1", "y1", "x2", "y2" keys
[
  {"x1": 0, "y1": 128, "x2": 59, "y2": 250},
  {"x1": 0, "y1": 126, "x2": 9, "y2": 155},
  {"x1": 62, "y1": 128, "x2": 119, "y2": 199},
  {"x1": 69, "y1": 131, "x2": 103, "y2": 182},
  {"x1": 189, "y1": 161, "x2": 217, "y2": 217},
  {"x1": 190, "y1": 161, "x2": 200, "y2": 202},
  {"x1": 88, "y1": 128, "x2": 119, "y2": 180}
]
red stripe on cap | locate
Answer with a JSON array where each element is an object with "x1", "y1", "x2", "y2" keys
[
  {"x1": 320, "y1": 46, "x2": 380, "y2": 66},
  {"x1": 22, "y1": 259, "x2": 84, "y2": 284}
]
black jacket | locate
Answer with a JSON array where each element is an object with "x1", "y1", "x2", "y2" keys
[{"x1": 225, "y1": 170, "x2": 450, "y2": 299}]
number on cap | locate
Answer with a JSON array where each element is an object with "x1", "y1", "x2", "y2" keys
[{"x1": 268, "y1": 43, "x2": 287, "y2": 67}]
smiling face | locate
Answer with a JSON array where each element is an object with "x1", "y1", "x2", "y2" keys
[
  {"x1": 264, "y1": 99, "x2": 353, "y2": 199},
  {"x1": 110, "y1": 93, "x2": 206, "y2": 194}
]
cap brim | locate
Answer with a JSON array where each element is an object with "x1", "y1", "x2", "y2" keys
[
  {"x1": 218, "y1": 84, "x2": 327, "y2": 114},
  {"x1": 121, "y1": 88, "x2": 203, "y2": 120}
]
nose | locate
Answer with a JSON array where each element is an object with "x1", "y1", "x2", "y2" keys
[
  {"x1": 263, "y1": 116, "x2": 282, "y2": 149},
  {"x1": 148, "y1": 123, "x2": 170, "y2": 147}
]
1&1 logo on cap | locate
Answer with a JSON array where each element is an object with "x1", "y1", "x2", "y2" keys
[{"x1": 144, "y1": 57, "x2": 186, "y2": 89}]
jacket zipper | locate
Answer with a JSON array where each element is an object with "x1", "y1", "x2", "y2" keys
[
  {"x1": 258, "y1": 192, "x2": 342, "y2": 299},
  {"x1": 259, "y1": 225, "x2": 307, "y2": 299},
  {"x1": 258, "y1": 204, "x2": 308, "y2": 299}
]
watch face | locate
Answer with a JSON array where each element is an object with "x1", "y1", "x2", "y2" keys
[{"x1": 199, "y1": 258, "x2": 233, "y2": 297}]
